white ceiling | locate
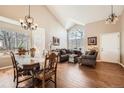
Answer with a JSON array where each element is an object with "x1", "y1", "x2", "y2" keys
[
  {"x1": 0, "y1": 5, "x2": 123, "y2": 30},
  {"x1": 47, "y1": 5, "x2": 124, "y2": 29}
]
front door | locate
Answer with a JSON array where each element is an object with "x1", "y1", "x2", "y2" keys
[{"x1": 100, "y1": 32, "x2": 120, "y2": 63}]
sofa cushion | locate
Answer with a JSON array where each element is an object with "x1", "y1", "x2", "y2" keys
[
  {"x1": 61, "y1": 54, "x2": 68, "y2": 57},
  {"x1": 88, "y1": 50, "x2": 96, "y2": 55},
  {"x1": 66, "y1": 49, "x2": 71, "y2": 54},
  {"x1": 60, "y1": 50, "x2": 64, "y2": 55},
  {"x1": 61, "y1": 50, "x2": 67, "y2": 55}
]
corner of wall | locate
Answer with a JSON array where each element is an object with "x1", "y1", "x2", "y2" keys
[{"x1": 120, "y1": 8, "x2": 124, "y2": 65}]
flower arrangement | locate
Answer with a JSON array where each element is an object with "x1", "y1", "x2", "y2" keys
[
  {"x1": 18, "y1": 48, "x2": 26, "y2": 55},
  {"x1": 30, "y1": 48, "x2": 36, "y2": 51}
]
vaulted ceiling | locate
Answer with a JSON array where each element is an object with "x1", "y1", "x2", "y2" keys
[
  {"x1": 0, "y1": 5, "x2": 123, "y2": 30},
  {"x1": 47, "y1": 5, "x2": 124, "y2": 29}
]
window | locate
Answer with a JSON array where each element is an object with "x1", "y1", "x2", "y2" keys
[
  {"x1": 68, "y1": 25, "x2": 83, "y2": 50},
  {"x1": 0, "y1": 29, "x2": 30, "y2": 52}
]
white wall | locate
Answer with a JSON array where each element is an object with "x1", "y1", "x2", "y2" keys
[
  {"x1": 121, "y1": 10, "x2": 124, "y2": 65},
  {"x1": 0, "y1": 54, "x2": 12, "y2": 68},
  {"x1": 44, "y1": 8, "x2": 67, "y2": 49}
]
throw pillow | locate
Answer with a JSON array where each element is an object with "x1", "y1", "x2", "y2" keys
[{"x1": 88, "y1": 50, "x2": 96, "y2": 55}]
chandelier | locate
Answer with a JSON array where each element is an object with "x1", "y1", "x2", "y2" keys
[
  {"x1": 20, "y1": 5, "x2": 38, "y2": 30},
  {"x1": 105, "y1": 5, "x2": 118, "y2": 24}
]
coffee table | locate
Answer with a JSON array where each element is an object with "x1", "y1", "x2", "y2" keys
[{"x1": 68, "y1": 54, "x2": 78, "y2": 63}]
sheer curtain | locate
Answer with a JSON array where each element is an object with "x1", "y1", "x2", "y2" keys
[{"x1": 32, "y1": 28, "x2": 45, "y2": 57}]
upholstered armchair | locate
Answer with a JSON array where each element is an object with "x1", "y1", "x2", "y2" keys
[{"x1": 78, "y1": 50, "x2": 98, "y2": 67}]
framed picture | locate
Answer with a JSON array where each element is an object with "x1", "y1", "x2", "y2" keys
[
  {"x1": 88, "y1": 37, "x2": 97, "y2": 45},
  {"x1": 53, "y1": 36, "x2": 60, "y2": 46}
]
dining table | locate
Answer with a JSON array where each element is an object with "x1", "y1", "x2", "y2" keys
[
  {"x1": 15, "y1": 54, "x2": 45, "y2": 87},
  {"x1": 15, "y1": 55, "x2": 45, "y2": 67}
]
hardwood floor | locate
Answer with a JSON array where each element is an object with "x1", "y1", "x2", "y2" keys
[{"x1": 0, "y1": 62, "x2": 124, "y2": 88}]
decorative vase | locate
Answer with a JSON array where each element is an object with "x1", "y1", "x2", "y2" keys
[
  {"x1": 30, "y1": 48, "x2": 36, "y2": 57},
  {"x1": 30, "y1": 51, "x2": 35, "y2": 57}
]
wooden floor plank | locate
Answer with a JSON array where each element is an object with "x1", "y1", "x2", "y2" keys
[{"x1": 0, "y1": 62, "x2": 124, "y2": 88}]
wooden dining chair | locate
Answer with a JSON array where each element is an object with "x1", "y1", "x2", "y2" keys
[
  {"x1": 10, "y1": 51, "x2": 33, "y2": 88},
  {"x1": 23, "y1": 63, "x2": 40, "y2": 87},
  {"x1": 36, "y1": 52, "x2": 59, "y2": 88}
]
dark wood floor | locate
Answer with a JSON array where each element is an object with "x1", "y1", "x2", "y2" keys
[{"x1": 0, "y1": 62, "x2": 124, "y2": 88}]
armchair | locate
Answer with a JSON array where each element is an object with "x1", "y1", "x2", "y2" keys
[{"x1": 78, "y1": 50, "x2": 98, "y2": 67}]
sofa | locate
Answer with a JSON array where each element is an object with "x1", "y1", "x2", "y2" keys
[
  {"x1": 53, "y1": 49, "x2": 82, "y2": 63},
  {"x1": 58, "y1": 49, "x2": 70, "y2": 62},
  {"x1": 78, "y1": 50, "x2": 98, "y2": 67}
]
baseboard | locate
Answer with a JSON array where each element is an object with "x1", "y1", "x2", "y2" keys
[
  {"x1": 97, "y1": 60, "x2": 124, "y2": 68},
  {"x1": 97, "y1": 60, "x2": 118, "y2": 64},
  {"x1": 96, "y1": 60, "x2": 103, "y2": 62},
  {"x1": 0, "y1": 65, "x2": 12, "y2": 70},
  {"x1": 118, "y1": 63, "x2": 124, "y2": 68}
]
